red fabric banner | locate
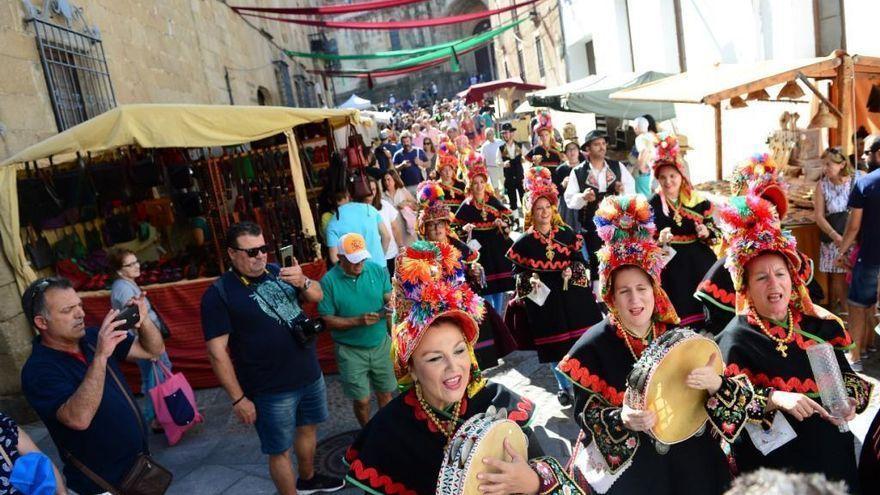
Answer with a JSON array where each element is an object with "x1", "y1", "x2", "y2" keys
[
  {"x1": 238, "y1": 0, "x2": 542, "y2": 30},
  {"x1": 81, "y1": 262, "x2": 333, "y2": 393},
  {"x1": 231, "y1": 0, "x2": 427, "y2": 16}
]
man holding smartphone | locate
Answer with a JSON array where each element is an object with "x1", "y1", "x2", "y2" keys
[
  {"x1": 318, "y1": 233, "x2": 396, "y2": 427},
  {"x1": 20, "y1": 277, "x2": 165, "y2": 495}
]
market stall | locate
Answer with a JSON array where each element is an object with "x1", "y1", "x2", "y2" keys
[
  {"x1": 458, "y1": 77, "x2": 546, "y2": 114},
  {"x1": 611, "y1": 50, "x2": 880, "y2": 301},
  {"x1": 1, "y1": 103, "x2": 367, "y2": 388}
]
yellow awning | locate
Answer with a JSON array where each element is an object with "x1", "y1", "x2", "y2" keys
[
  {"x1": 2, "y1": 104, "x2": 360, "y2": 293},
  {"x1": 1, "y1": 103, "x2": 360, "y2": 167}
]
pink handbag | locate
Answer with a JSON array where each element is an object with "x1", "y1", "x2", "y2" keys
[{"x1": 149, "y1": 361, "x2": 203, "y2": 445}]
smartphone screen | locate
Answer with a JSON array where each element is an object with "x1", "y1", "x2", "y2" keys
[{"x1": 280, "y1": 244, "x2": 294, "y2": 267}]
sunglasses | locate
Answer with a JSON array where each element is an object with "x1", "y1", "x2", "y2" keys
[
  {"x1": 122, "y1": 260, "x2": 140, "y2": 268},
  {"x1": 28, "y1": 279, "x2": 52, "y2": 317},
  {"x1": 231, "y1": 245, "x2": 270, "y2": 257}
]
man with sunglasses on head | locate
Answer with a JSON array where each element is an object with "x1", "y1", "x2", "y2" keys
[
  {"x1": 20, "y1": 276, "x2": 165, "y2": 495},
  {"x1": 200, "y1": 221, "x2": 344, "y2": 495}
]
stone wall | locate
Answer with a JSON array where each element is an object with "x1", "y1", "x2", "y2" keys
[
  {"x1": 0, "y1": 0, "x2": 324, "y2": 416},
  {"x1": 490, "y1": 0, "x2": 567, "y2": 87}
]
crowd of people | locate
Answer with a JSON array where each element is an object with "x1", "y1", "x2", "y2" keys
[{"x1": 4, "y1": 97, "x2": 880, "y2": 495}]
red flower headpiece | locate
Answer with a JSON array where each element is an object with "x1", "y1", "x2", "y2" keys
[
  {"x1": 524, "y1": 166, "x2": 558, "y2": 210},
  {"x1": 467, "y1": 158, "x2": 489, "y2": 183},
  {"x1": 730, "y1": 153, "x2": 789, "y2": 219},
  {"x1": 651, "y1": 132, "x2": 692, "y2": 196},
  {"x1": 593, "y1": 195, "x2": 679, "y2": 325},
  {"x1": 437, "y1": 141, "x2": 459, "y2": 171},
  {"x1": 534, "y1": 112, "x2": 553, "y2": 134}
]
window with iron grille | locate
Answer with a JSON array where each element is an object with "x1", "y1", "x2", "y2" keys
[{"x1": 30, "y1": 18, "x2": 116, "y2": 131}]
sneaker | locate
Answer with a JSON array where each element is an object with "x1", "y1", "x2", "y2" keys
[
  {"x1": 850, "y1": 360, "x2": 864, "y2": 373},
  {"x1": 557, "y1": 390, "x2": 572, "y2": 407},
  {"x1": 296, "y1": 473, "x2": 345, "y2": 494}
]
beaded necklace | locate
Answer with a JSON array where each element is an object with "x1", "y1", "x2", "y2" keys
[
  {"x1": 473, "y1": 195, "x2": 490, "y2": 221},
  {"x1": 614, "y1": 314, "x2": 657, "y2": 360},
  {"x1": 415, "y1": 383, "x2": 461, "y2": 442},
  {"x1": 535, "y1": 226, "x2": 557, "y2": 261},
  {"x1": 665, "y1": 196, "x2": 683, "y2": 226},
  {"x1": 750, "y1": 303, "x2": 795, "y2": 357}
]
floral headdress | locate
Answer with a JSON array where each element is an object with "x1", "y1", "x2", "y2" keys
[
  {"x1": 416, "y1": 181, "x2": 453, "y2": 234},
  {"x1": 593, "y1": 195, "x2": 679, "y2": 325},
  {"x1": 715, "y1": 195, "x2": 834, "y2": 321},
  {"x1": 534, "y1": 112, "x2": 553, "y2": 135},
  {"x1": 391, "y1": 241, "x2": 486, "y2": 394},
  {"x1": 466, "y1": 158, "x2": 489, "y2": 183},
  {"x1": 651, "y1": 132, "x2": 696, "y2": 208},
  {"x1": 729, "y1": 153, "x2": 788, "y2": 219},
  {"x1": 437, "y1": 141, "x2": 459, "y2": 172},
  {"x1": 524, "y1": 166, "x2": 559, "y2": 210}
]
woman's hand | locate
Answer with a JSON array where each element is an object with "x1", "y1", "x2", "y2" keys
[
  {"x1": 695, "y1": 223, "x2": 710, "y2": 239},
  {"x1": 470, "y1": 263, "x2": 484, "y2": 279},
  {"x1": 621, "y1": 401, "x2": 657, "y2": 432},
  {"x1": 494, "y1": 217, "x2": 506, "y2": 228},
  {"x1": 477, "y1": 438, "x2": 541, "y2": 495},
  {"x1": 768, "y1": 391, "x2": 835, "y2": 422},
  {"x1": 658, "y1": 227, "x2": 673, "y2": 244},
  {"x1": 562, "y1": 267, "x2": 573, "y2": 280},
  {"x1": 685, "y1": 353, "x2": 722, "y2": 395},
  {"x1": 463, "y1": 223, "x2": 476, "y2": 234},
  {"x1": 832, "y1": 232, "x2": 844, "y2": 247}
]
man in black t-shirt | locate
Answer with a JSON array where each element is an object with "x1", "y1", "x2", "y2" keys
[{"x1": 201, "y1": 221, "x2": 344, "y2": 494}]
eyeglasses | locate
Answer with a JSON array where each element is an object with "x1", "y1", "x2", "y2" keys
[
  {"x1": 231, "y1": 245, "x2": 270, "y2": 257},
  {"x1": 122, "y1": 260, "x2": 140, "y2": 268}
]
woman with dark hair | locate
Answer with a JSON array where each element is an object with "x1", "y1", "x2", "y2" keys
[
  {"x1": 382, "y1": 168, "x2": 418, "y2": 246},
  {"x1": 559, "y1": 195, "x2": 731, "y2": 494},
  {"x1": 108, "y1": 247, "x2": 174, "y2": 432}
]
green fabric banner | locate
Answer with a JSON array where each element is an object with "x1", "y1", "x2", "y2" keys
[{"x1": 284, "y1": 17, "x2": 524, "y2": 63}]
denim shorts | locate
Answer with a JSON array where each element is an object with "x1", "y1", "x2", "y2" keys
[
  {"x1": 847, "y1": 260, "x2": 880, "y2": 308},
  {"x1": 252, "y1": 376, "x2": 329, "y2": 455}
]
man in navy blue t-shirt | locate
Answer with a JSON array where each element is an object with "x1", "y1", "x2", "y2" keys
[
  {"x1": 201, "y1": 221, "x2": 343, "y2": 494},
  {"x1": 392, "y1": 130, "x2": 428, "y2": 195},
  {"x1": 20, "y1": 276, "x2": 165, "y2": 494},
  {"x1": 839, "y1": 140, "x2": 880, "y2": 370}
]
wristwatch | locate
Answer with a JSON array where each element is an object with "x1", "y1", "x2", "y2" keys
[{"x1": 302, "y1": 278, "x2": 312, "y2": 290}]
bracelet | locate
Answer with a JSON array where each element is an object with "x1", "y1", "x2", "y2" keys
[{"x1": 232, "y1": 394, "x2": 246, "y2": 406}]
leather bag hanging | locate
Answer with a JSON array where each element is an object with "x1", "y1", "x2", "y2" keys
[{"x1": 24, "y1": 226, "x2": 55, "y2": 270}]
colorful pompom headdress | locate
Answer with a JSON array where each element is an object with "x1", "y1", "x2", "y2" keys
[
  {"x1": 466, "y1": 157, "x2": 489, "y2": 184},
  {"x1": 416, "y1": 181, "x2": 453, "y2": 234},
  {"x1": 524, "y1": 166, "x2": 559, "y2": 208},
  {"x1": 729, "y1": 153, "x2": 788, "y2": 220},
  {"x1": 437, "y1": 141, "x2": 459, "y2": 172},
  {"x1": 391, "y1": 241, "x2": 486, "y2": 394},
  {"x1": 651, "y1": 132, "x2": 695, "y2": 199},
  {"x1": 534, "y1": 112, "x2": 553, "y2": 135},
  {"x1": 593, "y1": 195, "x2": 679, "y2": 325},
  {"x1": 715, "y1": 195, "x2": 834, "y2": 321}
]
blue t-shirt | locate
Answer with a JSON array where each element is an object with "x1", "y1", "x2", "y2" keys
[
  {"x1": 325, "y1": 202, "x2": 387, "y2": 268},
  {"x1": 392, "y1": 147, "x2": 429, "y2": 186},
  {"x1": 200, "y1": 264, "x2": 322, "y2": 397},
  {"x1": 849, "y1": 168, "x2": 880, "y2": 265},
  {"x1": 318, "y1": 263, "x2": 392, "y2": 348},
  {"x1": 21, "y1": 328, "x2": 142, "y2": 495},
  {"x1": 374, "y1": 143, "x2": 399, "y2": 172}
]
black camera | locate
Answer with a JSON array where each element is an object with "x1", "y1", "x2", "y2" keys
[{"x1": 290, "y1": 314, "x2": 325, "y2": 346}]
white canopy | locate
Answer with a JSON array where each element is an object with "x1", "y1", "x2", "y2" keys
[{"x1": 338, "y1": 94, "x2": 373, "y2": 110}]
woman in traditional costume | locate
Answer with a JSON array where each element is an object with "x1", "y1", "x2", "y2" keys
[
  {"x1": 506, "y1": 167, "x2": 603, "y2": 406},
  {"x1": 706, "y1": 194, "x2": 872, "y2": 491},
  {"x1": 648, "y1": 133, "x2": 718, "y2": 329},
  {"x1": 435, "y1": 141, "x2": 467, "y2": 211},
  {"x1": 344, "y1": 241, "x2": 582, "y2": 495},
  {"x1": 694, "y1": 154, "x2": 818, "y2": 335},
  {"x1": 454, "y1": 161, "x2": 515, "y2": 312},
  {"x1": 558, "y1": 194, "x2": 731, "y2": 494},
  {"x1": 526, "y1": 115, "x2": 566, "y2": 192}
]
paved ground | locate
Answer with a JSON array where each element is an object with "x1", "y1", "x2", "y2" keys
[{"x1": 21, "y1": 349, "x2": 880, "y2": 495}]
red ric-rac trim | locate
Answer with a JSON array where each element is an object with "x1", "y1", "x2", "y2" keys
[
  {"x1": 507, "y1": 250, "x2": 573, "y2": 271},
  {"x1": 507, "y1": 397, "x2": 534, "y2": 424},
  {"x1": 558, "y1": 357, "x2": 624, "y2": 405},
  {"x1": 404, "y1": 388, "x2": 469, "y2": 434},
  {"x1": 725, "y1": 363, "x2": 818, "y2": 394},
  {"x1": 697, "y1": 279, "x2": 735, "y2": 305},
  {"x1": 349, "y1": 459, "x2": 417, "y2": 495}
]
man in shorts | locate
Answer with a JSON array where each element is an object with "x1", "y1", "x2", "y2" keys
[
  {"x1": 319, "y1": 233, "x2": 396, "y2": 426},
  {"x1": 201, "y1": 221, "x2": 343, "y2": 494}
]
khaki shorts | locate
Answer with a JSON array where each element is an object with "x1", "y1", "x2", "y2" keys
[{"x1": 334, "y1": 335, "x2": 398, "y2": 399}]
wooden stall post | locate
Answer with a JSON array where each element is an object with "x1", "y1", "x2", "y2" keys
[
  {"x1": 714, "y1": 102, "x2": 723, "y2": 180},
  {"x1": 838, "y1": 54, "x2": 855, "y2": 158}
]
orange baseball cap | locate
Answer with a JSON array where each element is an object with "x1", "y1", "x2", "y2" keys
[{"x1": 338, "y1": 233, "x2": 371, "y2": 264}]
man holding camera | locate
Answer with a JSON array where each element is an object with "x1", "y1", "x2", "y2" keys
[
  {"x1": 20, "y1": 276, "x2": 165, "y2": 495},
  {"x1": 201, "y1": 221, "x2": 343, "y2": 495},
  {"x1": 318, "y1": 233, "x2": 395, "y2": 427}
]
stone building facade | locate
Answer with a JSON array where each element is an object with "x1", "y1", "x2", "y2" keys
[
  {"x1": 490, "y1": 0, "x2": 567, "y2": 88},
  {"x1": 0, "y1": 0, "x2": 325, "y2": 418}
]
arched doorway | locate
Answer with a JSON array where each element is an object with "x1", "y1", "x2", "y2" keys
[{"x1": 472, "y1": 20, "x2": 496, "y2": 82}]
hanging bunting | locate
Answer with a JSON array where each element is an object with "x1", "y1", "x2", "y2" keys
[
  {"x1": 284, "y1": 17, "x2": 525, "y2": 61},
  {"x1": 310, "y1": 45, "x2": 483, "y2": 79},
  {"x1": 231, "y1": 0, "x2": 427, "y2": 16},
  {"x1": 238, "y1": 0, "x2": 542, "y2": 30}
]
